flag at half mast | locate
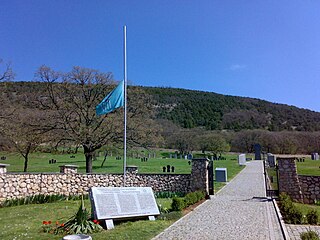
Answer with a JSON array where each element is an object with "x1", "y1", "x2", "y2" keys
[{"x1": 96, "y1": 80, "x2": 124, "y2": 115}]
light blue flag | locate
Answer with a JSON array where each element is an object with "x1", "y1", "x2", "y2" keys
[{"x1": 96, "y1": 80, "x2": 124, "y2": 115}]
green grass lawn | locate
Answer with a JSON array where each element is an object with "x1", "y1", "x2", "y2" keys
[
  {"x1": 0, "y1": 199, "x2": 175, "y2": 240},
  {"x1": 296, "y1": 157, "x2": 320, "y2": 176},
  {"x1": 294, "y1": 202, "x2": 320, "y2": 216},
  {"x1": 0, "y1": 150, "x2": 245, "y2": 194},
  {"x1": 0, "y1": 150, "x2": 193, "y2": 174},
  {"x1": 0, "y1": 150, "x2": 246, "y2": 239},
  {"x1": 0, "y1": 150, "x2": 245, "y2": 177}
]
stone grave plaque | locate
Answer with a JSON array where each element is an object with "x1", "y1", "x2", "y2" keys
[
  {"x1": 267, "y1": 153, "x2": 276, "y2": 167},
  {"x1": 238, "y1": 154, "x2": 246, "y2": 166},
  {"x1": 90, "y1": 187, "x2": 160, "y2": 228},
  {"x1": 215, "y1": 168, "x2": 227, "y2": 182}
]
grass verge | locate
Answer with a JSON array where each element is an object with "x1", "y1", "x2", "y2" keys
[{"x1": 0, "y1": 199, "x2": 176, "y2": 240}]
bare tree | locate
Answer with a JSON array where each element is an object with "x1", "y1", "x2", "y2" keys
[
  {"x1": 0, "y1": 108, "x2": 45, "y2": 172},
  {"x1": 36, "y1": 66, "x2": 156, "y2": 173},
  {"x1": 0, "y1": 58, "x2": 15, "y2": 82}
]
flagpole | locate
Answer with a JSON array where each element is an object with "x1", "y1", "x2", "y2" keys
[{"x1": 123, "y1": 25, "x2": 127, "y2": 187}]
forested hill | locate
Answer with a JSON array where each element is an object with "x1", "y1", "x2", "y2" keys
[
  {"x1": 144, "y1": 87, "x2": 320, "y2": 131},
  {"x1": 2, "y1": 82, "x2": 320, "y2": 132}
]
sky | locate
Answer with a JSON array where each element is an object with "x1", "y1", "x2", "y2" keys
[{"x1": 1, "y1": 1, "x2": 320, "y2": 111}]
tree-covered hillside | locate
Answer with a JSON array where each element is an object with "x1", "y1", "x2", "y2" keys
[
  {"x1": 2, "y1": 82, "x2": 320, "y2": 132},
  {"x1": 144, "y1": 87, "x2": 320, "y2": 131}
]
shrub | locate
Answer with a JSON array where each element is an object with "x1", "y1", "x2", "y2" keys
[
  {"x1": 278, "y1": 193, "x2": 303, "y2": 224},
  {"x1": 155, "y1": 191, "x2": 185, "y2": 198},
  {"x1": 171, "y1": 197, "x2": 185, "y2": 211},
  {"x1": 288, "y1": 206, "x2": 304, "y2": 224},
  {"x1": 300, "y1": 230, "x2": 320, "y2": 240},
  {"x1": 170, "y1": 191, "x2": 205, "y2": 211},
  {"x1": 307, "y1": 210, "x2": 319, "y2": 225},
  {"x1": 195, "y1": 191, "x2": 206, "y2": 202},
  {"x1": 184, "y1": 192, "x2": 198, "y2": 206}
]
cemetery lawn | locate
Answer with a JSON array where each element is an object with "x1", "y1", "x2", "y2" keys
[
  {"x1": 296, "y1": 157, "x2": 320, "y2": 176},
  {"x1": 0, "y1": 199, "x2": 175, "y2": 240},
  {"x1": 0, "y1": 150, "x2": 245, "y2": 177}
]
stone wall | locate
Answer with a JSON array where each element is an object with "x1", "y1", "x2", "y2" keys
[
  {"x1": 278, "y1": 157, "x2": 320, "y2": 203},
  {"x1": 298, "y1": 175, "x2": 320, "y2": 204},
  {"x1": 0, "y1": 158, "x2": 212, "y2": 202},
  {"x1": 0, "y1": 172, "x2": 191, "y2": 202},
  {"x1": 190, "y1": 158, "x2": 209, "y2": 195},
  {"x1": 278, "y1": 158, "x2": 303, "y2": 202}
]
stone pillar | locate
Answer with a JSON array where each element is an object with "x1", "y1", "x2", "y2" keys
[
  {"x1": 0, "y1": 164, "x2": 10, "y2": 174},
  {"x1": 126, "y1": 165, "x2": 138, "y2": 174},
  {"x1": 59, "y1": 165, "x2": 78, "y2": 174},
  {"x1": 190, "y1": 158, "x2": 209, "y2": 195},
  {"x1": 278, "y1": 158, "x2": 303, "y2": 202}
]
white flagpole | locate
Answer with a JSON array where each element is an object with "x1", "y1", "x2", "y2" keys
[{"x1": 123, "y1": 25, "x2": 127, "y2": 187}]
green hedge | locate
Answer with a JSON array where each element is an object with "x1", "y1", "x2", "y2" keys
[
  {"x1": 0, "y1": 194, "x2": 89, "y2": 207},
  {"x1": 171, "y1": 190, "x2": 206, "y2": 211}
]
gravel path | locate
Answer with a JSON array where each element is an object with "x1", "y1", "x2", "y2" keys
[
  {"x1": 287, "y1": 224, "x2": 320, "y2": 239},
  {"x1": 153, "y1": 161, "x2": 284, "y2": 240}
]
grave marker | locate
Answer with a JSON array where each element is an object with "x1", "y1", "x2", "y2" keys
[
  {"x1": 311, "y1": 153, "x2": 319, "y2": 160},
  {"x1": 238, "y1": 154, "x2": 246, "y2": 166},
  {"x1": 267, "y1": 153, "x2": 276, "y2": 167},
  {"x1": 90, "y1": 187, "x2": 160, "y2": 229},
  {"x1": 215, "y1": 168, "x2": 227, "y2": 182},
  {"x1": 254, "y1": 144, "x2": 262, "y2": 160}
]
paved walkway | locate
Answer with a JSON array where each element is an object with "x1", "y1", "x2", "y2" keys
[
  {"x1": 287, "y1": 224, "x2": 320, "y2": 239},
  {"x1": 153, "y1": 161, "x2": 284, "y2": 240}
]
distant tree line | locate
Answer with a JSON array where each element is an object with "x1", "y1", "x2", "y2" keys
[
  {"x1": 145, "y1": 87, "x2": 320, "y2": 131},
  {"x1": 160, "y1": 124, "x2": 320, "y2": 155}
]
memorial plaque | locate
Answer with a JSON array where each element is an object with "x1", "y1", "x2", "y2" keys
[{"x1": 90, "y1": 187, "x2": 160, "y2": 220}]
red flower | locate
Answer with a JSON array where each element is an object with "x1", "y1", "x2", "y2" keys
[
  {"x1": 42, "y1": 221, "x2": 47, "y2": 225},
  {"x1": 56, "y1": 221, "x2": 59, "y2": 225},
  {"x1": 93, "y1": 219, "x2": 98, "y2": 223},
  {"x1": 60, "y1": 223, "x2": 65, "y2": 227},
  {"x1": 96, "y1": 221, "x2": 100, "y2": 225},
  {"x1": 48, "y1": 221, "x2": 52, "y2": 224}
]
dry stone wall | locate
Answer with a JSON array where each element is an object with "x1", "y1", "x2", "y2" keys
[
  {"x1": 299, "y1": 175, "x2": 320, "y2": 204},
  {"x1": 278, "y1": 158, "x2": 303, "y2": 202},
  {"x1": 0, "y1": 172, "x2": 191, "y2": 202},
  {"x1": 278, "y1": 157, "x2": 320, "y2": 203},
  {"x1": 0, "y1": 158, "x2": 212, "y2": 202},
  {"x1": 190, "y1": 158, "x2": 209, "y2": 195}
]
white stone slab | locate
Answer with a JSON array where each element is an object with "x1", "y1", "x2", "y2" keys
[
  {"x1": 90, "y1": 187, "x2": 160, "y2": 220},
  {"x1": 238, "y1": 154, "x2": 246, "y2": 166}
]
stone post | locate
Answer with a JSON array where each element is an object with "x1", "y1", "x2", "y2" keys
[
  {"x1": 59, "y1": 165, "x2": 78, "y2": 174},
  {"x1": 0, "y1": 164, "x2": 10, "y2": 174},
  {"x1": 190, "y1": 158, "x2": 209, "y2": 195},
  {"x1": 278, "y1": 158, "x2": 303, "y2": 203}
]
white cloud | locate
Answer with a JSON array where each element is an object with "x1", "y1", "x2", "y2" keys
[{"x1": 229, "y1": 64, "x2": 247, "y2": 71}]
